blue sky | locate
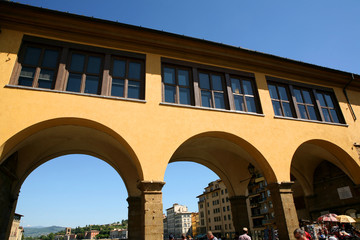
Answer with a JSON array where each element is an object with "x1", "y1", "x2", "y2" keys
[{"x1": 13, "y1": 0, "x2": 360, "y2": 228}]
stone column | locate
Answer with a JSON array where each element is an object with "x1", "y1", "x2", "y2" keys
[
  {"x1": 138, "y1": 181, "x2": 165, "y2": 240},
  {"x1": 229, "y1": 196, "x2": 249, "y2": 234},
  {"x1": 127, "y1": 196, "x2": 143, "y2": 240},
  {"x1": 0, "y1": 152, "x2": 19, "y2": 240},
  {"x1": 268, "y1": 182, "x2": 299, "y2": 240}
]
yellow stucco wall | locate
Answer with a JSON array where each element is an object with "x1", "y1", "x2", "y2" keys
[{"x1": 1, "y1": 28, "x2": 360, "y2": 197}]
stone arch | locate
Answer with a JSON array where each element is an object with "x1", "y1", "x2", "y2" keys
[
  {"x1": 290, "y1": 139, "x2": 360, "y2": 196},
  {"x1": 166, "y1": 131, "x2": 277, "y2": 198},
  {"x1": 0, "y1": 117, "x2": 143, "y2": 197}
]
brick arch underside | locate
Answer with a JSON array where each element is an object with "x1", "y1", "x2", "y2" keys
[
  {"x1": 0, "y1": 118, "x2": 143, "y2": 197},
  {"x1": 168, "y1": 131, "x2": 277, "y2": 197}
]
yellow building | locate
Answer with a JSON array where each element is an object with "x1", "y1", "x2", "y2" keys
[
  {"x1": 1, "y1": 2, "x2": 360, "y2": 240},
  {"x1": 8, "y1": 214, "x2": 23, "y2": 240},
  {"x1": 191, "y1": 212, "x2": 199, "y2": 238},
  {"x1": 197, "y1": 180, "x2": 234, "y2": 239}
]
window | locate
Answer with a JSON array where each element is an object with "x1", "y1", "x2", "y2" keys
[
  {"x1": 17, "y1": 44, "x2": 60, "y2": 89},
  {"x1": 293, "y1": 87, "x2": 319, "y2": 120},
  {"x1": 231, "y1": 76, "x2": 258, "y2": 112},
  {"x1": 199, "y1": 71, "x2": 227, "y2": 109},
  {"x1": 161, "y1": 58, "x2": 261, "y2": 114},
  {"x1": 110, "y1": 58, "x2": 144, "y2": 99},
  {"x1": 12, "y1": 36, "x2": 145, "y2": 100},
  {"x1": 66, "y1": 51, "x2": 103, "y2": 94},
  {"x1": 316, "y1": 91, "x2": 341, "y2": 123},
  {"x1": 162, "y1": 65, "x2": 193, "y2": 105},
  {"x1": 267, "y1": 77, "x2": 344, "y2": 124},
  {"x1": 268, "y1": 82, "x2": 294, "y2": 117}
]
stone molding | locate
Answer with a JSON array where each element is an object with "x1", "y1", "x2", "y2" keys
[{"x1": 137, "y1": 181, "x2": 165, "y2": 194}]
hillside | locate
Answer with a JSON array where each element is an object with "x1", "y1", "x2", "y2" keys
[{"x1": 24, "y1": 226, "x2": 66, "y2": 237}]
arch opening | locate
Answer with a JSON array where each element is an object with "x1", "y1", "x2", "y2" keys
[
  {"x1": 16, "y1": 154, "x2": 129, "y2": 238},
  {"x1": 291, "y1": 140, "x2": 360, "y2": 224},
  {"x1": 162, "y1": 132, "x2": 278, "y2": 240},
  {"x1": 0, "y1": 118, "x2": 144, "y2": 240}
]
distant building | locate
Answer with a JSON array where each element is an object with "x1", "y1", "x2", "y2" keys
[
  {"x1": 247, "y1": 173, "x2": 276, "y2": 240},
  {"x1": 197, "y1": 180, "x2": 234, "y2": 239},
  {"x1": 84, "y1": 230, "x2": 100, "y2": 239},
  {"x1": 163, "y1": 214, "x2": 168, "y2": 238},
  {"x1": 164, "y1": 203, "x2": 192, "y2": 239},
  {"x1": 9, "y1": 213, "x2": 23, "y2": 240},
  {"x1": 191, "y1": 212, "x2": 199, "y2": 237},
  {"x1": 110, "y1": 229, "x2": 128, "y2": 239}
]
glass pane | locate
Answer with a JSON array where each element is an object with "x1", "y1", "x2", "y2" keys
[
  {"x1": 330, "y1": 109, "x2": 340, "y2": 123},
  {"x1": 308, "y1": 106, "x2": 318, "y2": 120},
  {"x1": 87, "y1": 56, "x2": 102, "y2": 74},
  {"x1": 85, "y1": 76, "x2": 99, "y2": 94},
  {"x1": 66, "y1": 73, "x2": 82, "y2": 92},
  {"x1": 278, "y1": 86, "x2": 289, "y2": 101},
  {"x1": 212, "y1": 75, "x2": 223, "y2": 91},
  {"x1": 111, "y1": 79, "x2": 124, "y2": 97},
  {"x1": 214, "y1": 92, "x2": 225, "y2": 109},
  {"x1": 231, "y1": 78, "x2": 242, "y2": 94},
  {"x1": 19, "y1": 67, "x2": 35, "y2": 86},
  {"x1": 113, "y1": 60, "x2": 126, "y2": 78},
  {"x1": 38, "y1": 69, "x2": 55, "y2": 89},
  {"x1": 324, "y1": 94, "x2": 334, "y2": 108},
  {"x1": 272, "y1": 100, "x2": 282, "y2": 116},
  {"x1": 234, "y1": 95, "x2": 244, "y2": 111},
  {"x1": 268, "y1": 84, "x2": 278, "y2": 99},
  {"x1": 322, "y1": 109, "x2": 331, "y2": 122},
  {"x1": 298, "y1": 105, "x2": 308, "y2": 119},
  {"x1": 24, "y1": 47, "x2": 41, "y2": 65},
  {"x1": 163, "y1": 67, "x2": 175, "y2": 84},
  {"x1": 42, "y1": 49, "x2": 59, "y2": 68},
  {"x1": 199, "y1": 73, "x2": 210, "y2": 89},
  {"x1": 294, "y1": 89, "x2": 303, "y2": 103},
  {"x1": 243, "y1": 80, "x2": 254, "y2": 95},
  {"x1": 302, "y1": 90, "x2": 313, "y2": 104},
  {"x1": 128, "y1": 80, "x2": 140, "y2": 99},
  {"x1": 283, "y1": 102, "x2": 293, "y2": 117},
  {"x1": 70, "y1": 53, "x2": 85, "y2": 72},
  {"x1": 245, "y1": 96, "x2": 256, "y2": 113},
  {"x1": 201, "y1": 91, "x2": 212, "y2": 107},
  {"x1": 179, "y1": 87, "x2": 191, "y2": 105},
  {"x1": 317, "y1": 93, "x2": 326, "y2": 107},
  {"x1": 164, "y1": 85, "x2": 176, "y2": 103},
  {"x1": 178, "y1": 70, "x2": 189, "y2": 86},
  {"x1": 129, "y1": 62, "x2": 141, "y2": 80}
]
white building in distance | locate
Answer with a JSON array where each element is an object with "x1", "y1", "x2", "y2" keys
[{"x1": 164, "y1": 203, "x2": 192, "y2": 239}]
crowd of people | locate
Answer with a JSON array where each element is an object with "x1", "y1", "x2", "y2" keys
[{"x1": 296, "y1": 224, "x2": 360, "y2": 240}]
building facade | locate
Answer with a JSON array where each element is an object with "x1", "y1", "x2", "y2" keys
[
  {"x1": 110, "y1": 229, "x2": 128, "y2": 239},
  {"x1": 164, "y1": 204, "x2": 192, "y2": 239},
  {"x1": 1, "y1": 2, "x2": 360, "y2": 240},
  {"x1": 197, "y1": 180, "x2": 234, "y2": 239},
  {"x1": 8, "y1": 214, "x2": 23, "y2": 240},
  {"x1": 191, "y1": 212, "x2": 199, "y2": 238}
]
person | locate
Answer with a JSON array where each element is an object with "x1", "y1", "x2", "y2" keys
[
  {"x1": 187, "y1": 235, "x2": 193, "y2": 240},
  {"x1": 239, "y1": 227, "x2": 251, "y2": 240},
  {"x1": 169, "y1": 233, "x2": 175, "y2": 240},
  {"x1": 293, "y1": 228, "x2": 307, "y2": 240},
  {"x1": 181, "y1": 233, "x2": 186, "y2": 239},
  {"x1": 207, "y1": 231, "x2": 218, "y2": 240},
  {"x1": 233, "y1": 232, "x2": 240, "y2": 240}
]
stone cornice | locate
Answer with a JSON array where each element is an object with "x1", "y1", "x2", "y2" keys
[
  {"x1": 1, "y1": 1, "x2": 359, "y2": 90},
  {"x1": 137, "y1": 181, "x2": 165, "y2": 194}
]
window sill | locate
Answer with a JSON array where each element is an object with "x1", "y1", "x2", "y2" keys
[
  {"x1": 160, "y1": 102, "x2": 265, "y2": 117},
  {"x1": 274, "y1": 115, "x2": 348, "y2": 127},
  {"x1": 5, "y1": 85, "x2": 147, "y2": 103}
]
